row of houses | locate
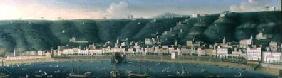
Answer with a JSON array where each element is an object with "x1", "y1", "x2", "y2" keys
[
  {"x1": 7, "y1": 43, "x2": 279, "y2": 64},
  {"x1": 5, "y1": 33, "x2": 281, "y2": 64},
  {"x1": 52, "y1": 44, "x2": 281, "y2": 64}
]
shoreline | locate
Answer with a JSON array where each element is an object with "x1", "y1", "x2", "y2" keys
[
  {"x1": 2, "y1": 58, "x2": 55, "y2": 66},
  {"x1": 127, "y1": 55, "x2": 280, "y2": 76},
  {"x1": 1, "y1": 55, "x2": 280, "y2": 76}
]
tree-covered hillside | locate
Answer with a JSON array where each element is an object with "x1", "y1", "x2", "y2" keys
[{"x1": 0, "y1": 11, "x2": 280, "y2": 54}]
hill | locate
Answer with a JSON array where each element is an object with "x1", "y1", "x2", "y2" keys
[{"x1": 0, "y1": 11, "x2": 281, "y2": 55}]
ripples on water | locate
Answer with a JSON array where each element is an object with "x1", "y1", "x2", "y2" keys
[{"x1": 0, "y1": 60, "x2": 275, "y2": 78}]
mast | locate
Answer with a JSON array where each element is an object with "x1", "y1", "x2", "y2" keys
[{"x1": 13, "y1": 49, "x2": 16, "y2": 57}]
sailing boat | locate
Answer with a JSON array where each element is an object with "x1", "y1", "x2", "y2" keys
[
  {"x1": 233, "y1": 71, "x2": 242, "y2": 77},
  {"x1": 127, "y1": 53, "x2": 149, "y2": 78},
  {"x1": 68, "y1": 60, "x2": 93, "y2": 78},
  {"x1": 128, "y1": 71, "x2": 150, "y2": 78},
  {"x1": 110, "y1": 52, "x2": 122, "y2": 78},
  {"x1": 68, "y1": 72, "x2": 92, "y2": 78},
  {"x1": 111, "y1": 52, "x2": 127, "y2": 64},
  {"x1": 0, "y1": 73, "x2": 9, "y2": 78},
  {"x1": 110, "y1": 65, "x2": 120, "y2": 78}
]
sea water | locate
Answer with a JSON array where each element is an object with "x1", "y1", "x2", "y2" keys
[{"x1": 0, "y1": 59, "x2": 275, "y2": 78}]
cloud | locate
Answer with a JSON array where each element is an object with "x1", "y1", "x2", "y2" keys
[
  {"x1": 230, "y1": 0, "x2": 278, "y2": 12},
  {"x1": 0, "y1": 0, "x2": 132, "y2": 20},
  {"x1": 105, "y1": 1, "x2": 130, "y2": 19},
  {"x1": 0, "y1": 0, "x2": 104, "y2": 20},
  {"x1": 248, "y1": 0, "x2": 255, "y2": 3},
  {"x1": 0, "y1": 0, "x2": 280, "y2": 20},
  {"x1": 25, "y1": 6, "x2": 104, "y2": 20}
]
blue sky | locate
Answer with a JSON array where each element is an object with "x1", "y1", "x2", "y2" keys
[{"x1": 0, "y1": 0, "x2": 280, "y2": 20}]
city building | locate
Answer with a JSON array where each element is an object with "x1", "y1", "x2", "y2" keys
[
  {"x1": 263, "y1": 52, "x2": 281, "y2": 63},
  {"x1": 220, "y1": 11, "x2": 228, "y2": 17},
  {"x1": 145, "y1": 38, "x2": 154, "y2": 45},
  {"x1": 197, "y1": 48, "x2": 206, "y2": 56},
  {"x1": 180, "y1": 48, "x2": 190, "y2": 55},
  {"x1": 37, "y1": 51, "x2": 45, "y2": 56},
  {"x1": 191, "y1": 14, "x2": 200, "y2": 18},
  {"x1": 171, "y1": 51, "x2": 176, "y2": 59},
  {"x1": 88, "y1": 49, "x2": 103, "y2": 55},
  {"x1": 231, "y1": 48, "x2": 243, "y2": 57},
  {"x1": 216, "y1": 46, "x2": 228, "y2": 57},
  {"x1": 69, "y1": 37, "x2": 89, "y2": 43},
  {"x1": 269, "y1": 41, "x2": 278, "y2": 51},
  {"x1": 239, "y1": 37, "x2": 253, "y2": 48},
  {"x1": 256, "y1": 32, "x2": 267, "y2": 40},
  {"x1": 246, "y1": 47, "x2": 262, "y2": 61}
]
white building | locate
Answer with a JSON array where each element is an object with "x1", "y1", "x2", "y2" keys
[
  {"x1": 145, "y1": 48, "x2": 154, "y2": 54},
  {"x1": 62, "y1": 48, "x2": 79, "y2": 55},
  {"x1": 220, "y1": 13, "x2": 227, "y2": 17},
  {"x1": 162, "y1": 46, "x2": 169, "y2": 48},
  {"x1": 89, "y1": 49, "x2": 103, "y2": 55},
  {"x1": 133, "y1": 43, "x2": 143, "y2": 53},
  {"x1": 256, "y1": 32, "x2": 267, "y2": 40},
  {"x1": 247, "y1": 48, "x2": 261, "y2": 61},
  {"x1": 37, "y1": 51, "x2": 44, "y2": 56},
  {"x1": 126, "y1": 48, "x2": 135, "y2": 54},
  {"x1": 191, "y1": 14, "x2": 200, "y2": 18},
  {"x1": 190, "y1": 48, "x2": 197, "y2": 55},
  {"x1": 160, "y1": 48, "x2": 169, "y2": 54},
  {"x1": 168, "y1": 48, "x2": 177, "y2": 53},
  {"x1": 79, "y1": 50, "x2": 88, "y2": 55},
  {"x1": 180, "y1": 48, "x2": 190, "y2": 55},
  {"x1": 23, "y1": 51, "x2": 37, "y2": 56},
  {"x1": 89, "y1": 44, "x2": 97, "y2": 49},
  {"x1": 239, "y1": 38, "x2": 252, "y2": 48},
  {"x1": 219, "y1": 11, "x2": 231, "y2": 18},
  {"x1": 154, "y1": 47, "x2": 161, "y2": 53},
  {"x1": 171, "y1": 52, "x2": 176, "y2": 59},
  {"x1": 269, "y1": 41, "x2": 278, "y2": 51},
  {"x1": 145, "y1": 38, "x2": 153, "y2": 45},
  {"x1": 231, "y1": 48, "x2": 243, "y2": 57},
  {"x1": 263, "y1": 52, "x2": 281, "y2": 63},
  {"x1": 186, "y1": 41, "x2": 193, "y2": 48},
  {"x1": 176, "y1": 48, "x2": 181, "y2": 56},
  {"x1": 121, "y1": 42, "x2": 126, "y2": 47},
  {"x1": 162, "y1": 31, "x2": 168, "y2": 35},
  {"x1": 197, "y1": 48, "x2": 206, "y2": 56},
  {"x1": 69, "y1": 37, "x2": 89, "y2": 43},
  {"x1": 102, "y1": 47, "x2": 111, "y2": 54},
  {"x1": 216, "y1": 47, "x2": 228, "y2": 57},
  {"x1": 111, "y1": 48, "x2": 125, "y2": 53}
]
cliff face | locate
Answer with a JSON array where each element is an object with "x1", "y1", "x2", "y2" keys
[{"x1": 0, "y1": 11, "x2": 281, "y2": 54}]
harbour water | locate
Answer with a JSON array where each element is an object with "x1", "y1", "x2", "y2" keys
[{"x1": 0, "y1": 59, "x2": 276, "y2": 78}]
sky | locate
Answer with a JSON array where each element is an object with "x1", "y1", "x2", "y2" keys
[{"x1": 0, "y1": 0, "x2": 280, "y2": 20}]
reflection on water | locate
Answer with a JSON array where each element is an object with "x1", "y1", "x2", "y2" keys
[{"x1": 0, "y1": 59, "x2": 275, "y2": 78}]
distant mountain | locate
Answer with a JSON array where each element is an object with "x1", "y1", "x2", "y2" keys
[
  {"x1": 0, "y1": 11, "x2": 280, "y2": 55},
  {"x1": 154, "y1": 12, "x2": 186, "y2": 18}
]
